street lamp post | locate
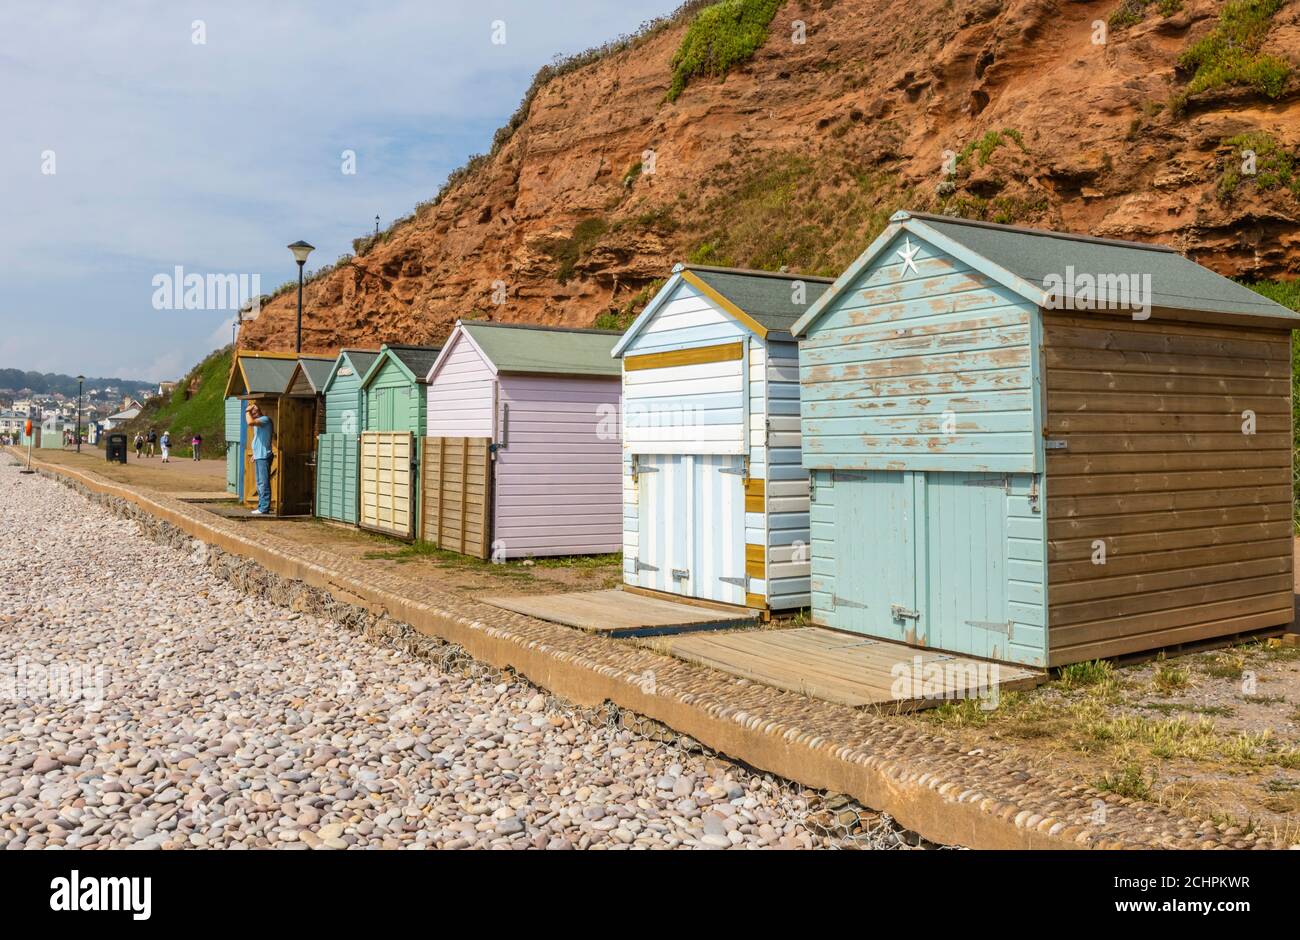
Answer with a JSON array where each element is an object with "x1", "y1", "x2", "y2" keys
[
  {"x1": 76, "y1": 375, "x2": 84, "y2": 453},
  {"x1": 287, "y1": 241, "x2": 315, "y2": 353}
]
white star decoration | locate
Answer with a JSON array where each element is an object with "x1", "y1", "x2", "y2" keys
[{"x1": 897, "y1": 237, "x2": 920, "y2": 276}]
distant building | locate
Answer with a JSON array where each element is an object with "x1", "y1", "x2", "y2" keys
[
  {"x1": 158, "y1": 381, "x2": 178, "y2": 396},
  {"x1": 0, "y1": 409, "x2": 27, "y2": 437},
  {"x1": 102, "y1": 406, "x2": 141, "y2": 430}
]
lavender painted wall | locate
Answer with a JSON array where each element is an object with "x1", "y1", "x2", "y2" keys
[
  {"x1": 426, "y1": 332, "x2": 495, "y2": 438},
  {"x1": 494, "y1": 374, "x2": 622, "y2": 558}
]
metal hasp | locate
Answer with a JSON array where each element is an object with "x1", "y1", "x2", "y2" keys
[
  {"x1": 671, "y1": 568, "x2": 690, "y2": 581},
  {"x1": 891, "y1": 604, "x2": 921, "y2": 621}
]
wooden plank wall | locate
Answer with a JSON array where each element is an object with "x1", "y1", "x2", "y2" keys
[
  {"x1": 359, "y1": 430, "x2": 414, "y2": 539},
  {"x1": 1044, "y1": 313, "x2": 1294, "y2": 664},
  {"x1": 420, "y1": 436, "x2": 491, "y2": 558},
  {"x1": 798, "y1": 235, "x2": 1039, "y2": 473},
  {"x1": 494, "y1": 375, "x2": 622, "y2": 558}
]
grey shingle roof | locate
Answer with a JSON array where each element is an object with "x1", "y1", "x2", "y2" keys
[
  {"x1": 686, "y1": 265, "x2": 835, "y2": 335},
  {"x1": 383, "y1": 345, "x2": 442, "y2": 383},
  {"x1": 344, "y1": 349, "x2": 379, "y2": 377},
  {"x1": 905, "y1": 212, "x2": 1300, "y2": 321},
  {"x1": 461, "y1": 321, "x2": 621, "y2": 377},
  {"x1": 240, "y1": 357, "x2": 298, "y2": 394},
  {"x1": 296, "y1": 356, "x2": 335, "y2": 393}
]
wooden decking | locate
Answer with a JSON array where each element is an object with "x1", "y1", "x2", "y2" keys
[
  {"x1": 480, "y1": 589, "x2": 758, "y2": 638},
  {"x1": 650, "y1": 627, "x2": 1043, "y2": 709}
]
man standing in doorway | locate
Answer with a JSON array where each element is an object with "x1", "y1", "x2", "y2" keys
[{"x1": 246, "y1": 402, "x2": 273, "y2": 515}]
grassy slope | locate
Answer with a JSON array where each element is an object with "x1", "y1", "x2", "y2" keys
[{"x1": 120, "y1": 347, "x2": 232, "y2": 457}]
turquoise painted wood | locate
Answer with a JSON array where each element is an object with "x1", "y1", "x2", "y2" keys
[
  {"x1": 318, "y1": 351, "x2": 371, "y2": 524},
  {"x1": 224, "y1": 397, "x2": 243, "y2": 494},
  {"x1": 798, "y1": 228, "x2": 1048, "y2": 666},
  {"x1": 364, "y1": 358, "x2": 426, "y2": 434},
  {"x1": 315, "y1": 433, "x2": 356, "y2": 523}
]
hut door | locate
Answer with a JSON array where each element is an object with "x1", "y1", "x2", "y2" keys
[
  {"x1": 635, "y1": 454, "x2": 745, "y2": 606},
  {"x1": 634, "y1": 454, "x2": 681, "y2": 596},
  {"x1": 277, "y1": 397, "x2": 316, "y2": 516},
  {"x1": 829, "y1": 470, "x2": 919, "y2": 643},
  {"x1": 694, "y1": 454, "x2": 746, "y2": 606}
]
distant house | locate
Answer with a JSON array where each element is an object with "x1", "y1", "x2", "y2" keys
[
  {"x1": 102, "y1": 406, "x2": 141, "y2": 430},
  {"x1": 0, "y1": 409, "x2": 27, "y2": 437},
  {"x1": 158, "y1": 381, "x2": 178, "y2": 397}
]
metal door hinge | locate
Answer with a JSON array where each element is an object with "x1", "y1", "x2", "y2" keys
[
  {"x1": 718, "y1": 457, "x2": 750, "y2": 483},
  {"x1": 891, "y1": 604, "x2": 921, "y2": 621},
  {"x1": 671, "y1": 568, "x2": 690, "y2": 581},
  {"x1": 832, "y1": 594, "x2": 868, "y2": 610},
  {"x1": 966, "y1": 619, "x2": 1013, "y2": 637},
  {"x1": 1028, "y1": 477, "x2": 1040, "y2": 513},
  {"x1": 631, "y1": 456, "x2": 657, "y2": 475},
  {"x1": 963, "y1": 474, "x2": 1008, "y2": 492},
  {"x1": 1044, "y1": 439, "x2": 1068, "y2": 450},
  {"x1": 636, "y1": 558, "x2": 659, "y2": 573},
  {"x1": 719, "y1": 576, "x2": 747, "y2": 587},
  {"x1": 809, "y1": 473, "x2": 817, "y2": 503}
]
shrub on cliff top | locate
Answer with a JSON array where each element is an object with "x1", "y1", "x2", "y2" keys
[
  {"x1": 1176, "y1": 0, "x2": 1291, "y2": 103},
  {"x1": 1217, "y1": 132, "x2": 1300, "y2": 201},
  {"x1": 667, "y1": 0, "x2": 782, "y2": 102}
]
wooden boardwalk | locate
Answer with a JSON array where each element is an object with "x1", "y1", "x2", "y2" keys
[
  {"x1": 480, "y1": 589, "x2": 757, "y2": 638},
  {"x1": 651, "y1": 627, "x2": 1043, "y2": 709}
]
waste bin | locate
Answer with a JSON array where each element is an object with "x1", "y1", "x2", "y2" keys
[{"x1": 106, "y1": 433, "x2": 128, "y2": 464}]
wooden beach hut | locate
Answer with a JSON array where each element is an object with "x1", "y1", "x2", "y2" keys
[
  {"x1": 283, "y1": 355, "x2": 336, "y2": 513},
  {"x1": 611, "y1": 264, "x2": 834, "y2": 613},
  {"x1": 357, "y1": 344, "x2": 441, "y2": 538},
  {"x1": 791, "y1": 210, "x2": 1299, "y2": 666},
  {"x1": 314, "y1": 348, "x2": 379, "y2": 525},
  {"x1": 38, "y1": 415, "x2": 67, "y2": 448},
  {"x1": 223, "y1": 350, "x2": 314, "y2": 515},
  {"x1": 422, "y1": 321, "x2": 622, "y2": 559}
]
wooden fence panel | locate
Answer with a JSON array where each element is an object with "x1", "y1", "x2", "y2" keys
[
  {"x1": 360, "y1": 431, "x2": 414, "y2": 538},
  {"x1": 420, "y1": 436, "x2": 491, "y2": 558}
]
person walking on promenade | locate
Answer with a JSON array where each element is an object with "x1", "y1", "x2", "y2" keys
[
  {"x1": 146, "y1": 429, "x2": 157, "y2": 457},
  {"x1": 160, "y1": 430, "x2": 171, "y2": 463},
  {"x1": 191, "y1": 432, "x2": 202, "y2": 461}
]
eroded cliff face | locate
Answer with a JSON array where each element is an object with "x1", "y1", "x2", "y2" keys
[{"x1": 239, "y1": 0, "x2": 1300, "y2": 354}]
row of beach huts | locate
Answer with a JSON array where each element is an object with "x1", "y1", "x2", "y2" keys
[{"x1": 223, "y1": 211, "x2": 1300, "y2": 669}]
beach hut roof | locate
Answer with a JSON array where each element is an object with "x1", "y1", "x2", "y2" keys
[
  {"x1": 360, "y1": 344, "x2": 442, "y2": 387},
  {"x1": 429, "y1": 321, "x2": 622, "y2": 382},
  {"x1": 792, "y1": 211, "x2": 1300, "y2": 336},
  {"x1": 224, "y1": 351, "x2": 299, "y2": 398},
  {"x1": 611, "y1": 264, "x2": 834, "y2": 357},
  {"x1": 289, "y1": 356, "x2": 336, "y2": 395},
  {"x1": 322, "y1": 348, "x2": 380, "y2": 395}
]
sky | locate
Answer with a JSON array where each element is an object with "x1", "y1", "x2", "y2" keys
[{"x1": 0, "y1": 0, "x2": 677, "y2": 382}]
